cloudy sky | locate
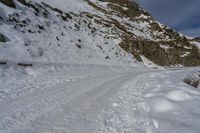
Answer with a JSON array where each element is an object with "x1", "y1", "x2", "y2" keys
[{"x1": 136, "y1": 0, "x2": 200, "y2": 37}]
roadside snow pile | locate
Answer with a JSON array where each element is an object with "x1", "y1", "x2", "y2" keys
[{"x1": 97, "y1": 69, "x2": 200, "y2": 133}]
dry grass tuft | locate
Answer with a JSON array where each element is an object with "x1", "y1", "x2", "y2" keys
[{"x1": 183, "y1": 73, "x2": 200, "y2": 88}]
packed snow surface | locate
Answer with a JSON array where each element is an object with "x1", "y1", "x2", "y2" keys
[{"x1": 0, "y1": 64, "x2": 200, "y2": 133}]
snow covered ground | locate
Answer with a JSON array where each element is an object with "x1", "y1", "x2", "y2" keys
[
  {"x1": 0, "y1": 0, "x2": 200, "y2": 132},
  {"x1": 0, "y1": 64, "x2": 200, "y2": 133},
  {"x1": 97, "y1": 68, "x2": 200, "y2": 133}
]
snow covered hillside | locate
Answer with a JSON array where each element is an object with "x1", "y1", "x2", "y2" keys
[
  {"x1": 0, "y1": 0, "x2": 199, "y2": 66},
  {"x1": 0, "y1": 0, "x2": 137, "y2": 65}
]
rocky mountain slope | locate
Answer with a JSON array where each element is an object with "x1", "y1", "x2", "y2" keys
[
  {"x1": 193, "y1": 37, "x2": 200, "y2": 42},
  {"x1": 0, "y1": 0, "x2": 199, "y2": 66}
]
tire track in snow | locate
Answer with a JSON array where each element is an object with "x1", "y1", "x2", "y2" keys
[
  {"x1": 0, "y1": 72, "x2": 124, "y2": 133},
  {"x1": 13, "y1": 71, "x2": 147, "y2": 133}
]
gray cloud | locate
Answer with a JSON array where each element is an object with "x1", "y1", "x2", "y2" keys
[{"x1": 136, "y1": 0, "x2": 200, "y2": 37}]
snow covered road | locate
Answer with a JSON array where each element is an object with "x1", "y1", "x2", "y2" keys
[
  {"x1": 0, "y1": 65, "x2": 200, "y2": 133},
  {"x1": 0, "y1": 65, "x2": 148, "y2": 133}
]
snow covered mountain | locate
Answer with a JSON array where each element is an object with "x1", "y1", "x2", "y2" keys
[
  {"x1": 1, "y1": 1, "x2": 200, "y2": 133},
  {"x1": 0, "y1": 0, "x2": 199, "y2": 66}
]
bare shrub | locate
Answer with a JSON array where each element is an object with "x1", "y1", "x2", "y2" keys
[{"x1": 183, "y1": 73, "x2": 200, "y2": 88}]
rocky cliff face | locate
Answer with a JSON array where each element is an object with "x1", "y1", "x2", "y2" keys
[{"x1": 0, "y1": 0, "x2": 199, "y2": 66}]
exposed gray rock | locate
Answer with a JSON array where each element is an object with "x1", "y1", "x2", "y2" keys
[{"x1": 0, "y1": 33, "x2": 10, "y2": 43}]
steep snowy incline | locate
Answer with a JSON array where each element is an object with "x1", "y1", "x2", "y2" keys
[
  {"x1": 0, "y1": 0, "x2": 199, "y2": 66},
  {"x1": 0, "y1": 0, "x2": 137, "y2": 65}
]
